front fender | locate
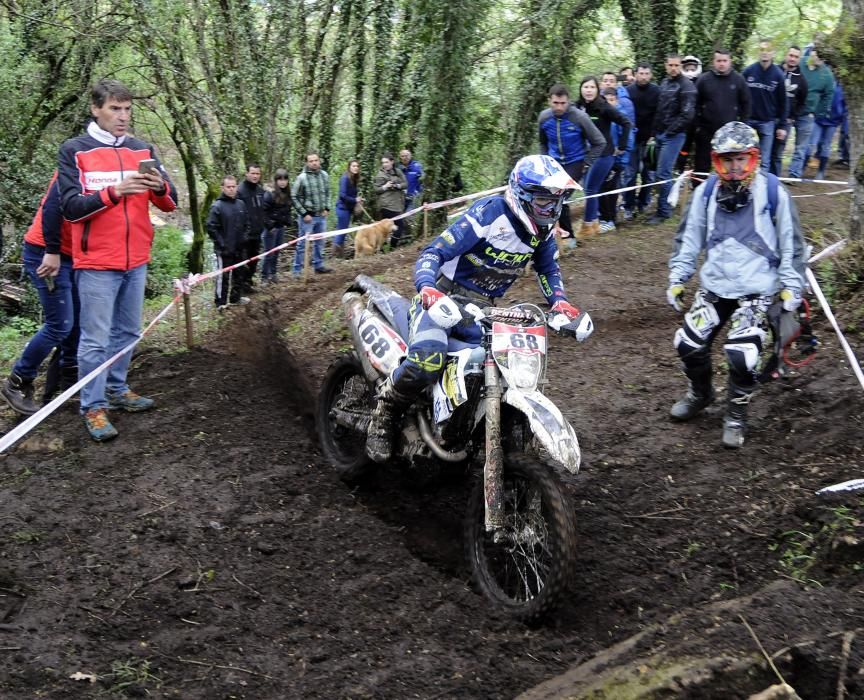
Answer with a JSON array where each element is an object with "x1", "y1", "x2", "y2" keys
[{"x1": 502, "y1": 389, "x2": 581, "y2": 473}]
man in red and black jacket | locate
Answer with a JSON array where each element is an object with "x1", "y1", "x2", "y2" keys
[
  {"x1": 1, "y1": 173, "x2": 78, "y2": 416},
  {"x1": 58, "y1": 78, "x2": 178, "y2": 442}
]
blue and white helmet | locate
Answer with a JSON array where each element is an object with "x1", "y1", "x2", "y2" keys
[{"x1": 506, "y1": 155, "x2": 579, "y2": 236}]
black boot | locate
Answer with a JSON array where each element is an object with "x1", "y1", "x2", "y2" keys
[
  {"x1": 670, "y1": 370, "x2": 715, "y2": 421},
  {"x1": 366, "y1": 376, "x2": 414, "y2": 463},
  {"x1": 1, "y1": 372, "x2": 39, "y2": 416},
  {"x1": 722, "y1": 382, "x2": 753, "y2": 449}
]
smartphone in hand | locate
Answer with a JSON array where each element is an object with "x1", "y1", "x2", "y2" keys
[{"x1": 138, "y1": 159, "x2": 158, "y2": 175}]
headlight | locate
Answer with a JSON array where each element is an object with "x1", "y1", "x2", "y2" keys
[{"x1": 507, "y1": 352, "x2": 541, "y2": 390}]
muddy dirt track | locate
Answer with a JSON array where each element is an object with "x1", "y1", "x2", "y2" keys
[{"x1": 0, "y1": 170, "x2": 863, "y2": 699}]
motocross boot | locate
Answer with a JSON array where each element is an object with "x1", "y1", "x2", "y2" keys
[
  {"x1": 669, "y1": 368, "x2": 714, "y2": 421},
  {"x1": 365, "y1": 376, "x2": 414, "y2": 463},
  {"x1": 721, "y1": 382, "x2": 753, "y2": 449}
]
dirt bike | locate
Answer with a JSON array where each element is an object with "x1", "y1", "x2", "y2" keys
[{"x1": 317, "y1": 274, "x2": 584, "y2": 622}]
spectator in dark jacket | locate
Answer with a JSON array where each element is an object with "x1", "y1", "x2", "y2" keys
[
  {"x1": 647, "y1": 54, "x2": 696, "y2": 224},
  {"x1": 334, "y1": 159, "x2": 364, "y2": 259},
  {"x1": 624, "y1": 62, "x2": 661, "y2": 217},
  {"x1": 577, "y1": 78, "x2": 632, "y2": 237},
  {"x1": 808, "y1": 78, "x2": 846, "y2": 180},
  {"x1": 789, "y1": 46, "x2": 835, "y2": 177},
  {"x1": 771, "y1": 45, "x2": 809, "y2": 176},
  {"x1": 236, "y1": 163, "x2": 265, "y2": 292},
  {"x1": 261, "y1": 168, "x2": 292, "y2": 283},
  {"x1": 206, "y1": 176, "x2": 250, "y2": 308},
  {"x1": 537, "y1": 83, "x2": 605, "y2": 239},
  {"x1": 742, "y1": 41, "x2": 788, "y2": 174},
  {"x1": 694, "y1": 49, "x2": 751, "y2": 175}
]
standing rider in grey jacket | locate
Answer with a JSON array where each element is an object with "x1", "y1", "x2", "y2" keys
[{"x1": 666, "y1": 122, "x2": 804, "y2": 448}]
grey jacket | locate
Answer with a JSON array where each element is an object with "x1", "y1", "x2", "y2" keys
[{"x1": 669, "y1": 173, "x2": 804, "y2": 297}]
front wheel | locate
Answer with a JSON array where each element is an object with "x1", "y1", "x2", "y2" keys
[
  {"x1": 464, "y1": 453, "x2": 576, "y2": 623},
  {"x1": 317, "y1": 354, "x2": 376, "y2": 484}
]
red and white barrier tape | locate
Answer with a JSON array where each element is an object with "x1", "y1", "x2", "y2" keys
[
  {"x1": 0, "y1": 294, "x2": 181, "y2": 453},
  {"x1": 1, "y1": 175, "x2": 858, "y2": 452}
]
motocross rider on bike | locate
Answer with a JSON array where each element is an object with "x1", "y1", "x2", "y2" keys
[{"x1": 366, "y1": 154, "x2": 595, "y2": 463}]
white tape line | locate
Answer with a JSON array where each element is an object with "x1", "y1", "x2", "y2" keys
[
  {"x1": 816, "y1": 479, "x2": 864, "y2": 495},
  {"x1": 806, "y1": 266, "x2": 864, "y2": 391},
  {"x1": 816, "y1": 479, "x2": 864, "y2": 496},
  {"x1": 809, "y1": 239, "x2": 847, "y2": 263},
  {"x1": 0, "y1": 296, "x2": 180, "y2": 454}
]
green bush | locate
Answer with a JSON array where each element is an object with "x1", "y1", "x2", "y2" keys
[{"x1": 147, "y1": 225, "x2": 189, "y2": 298}]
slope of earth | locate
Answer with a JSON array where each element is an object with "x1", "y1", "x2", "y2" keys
[{"x1": 0, "y1": 165, "x2": 862, "y2": 699}]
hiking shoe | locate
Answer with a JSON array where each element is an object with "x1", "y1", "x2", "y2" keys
[
  {"x1": 315, "y1": 266, "x2": 333, "y2": 274},
  {"x1": 622, "y1": 209, "x2": 634, "y2": 222},
  {"x1": 108, "y1": 390, "x2": 155, "y2": 413},
  {"x1": 646, "y1": 215, "x2": 668, "y2": 225},
  {"x1": 1, "y1": 372, "x2": 39, "y2": 416},
  {"x1": 83, "y1": 408, "x2": 119, "y2": 442}
]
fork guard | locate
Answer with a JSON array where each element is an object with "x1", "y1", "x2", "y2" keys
[{"x1": 502, "y1": 389, "x2": 581, "y2": 473}]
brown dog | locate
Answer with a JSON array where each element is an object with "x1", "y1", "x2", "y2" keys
[{"x1": 354, "y1": 218, "x2": 397, "y2": 258}]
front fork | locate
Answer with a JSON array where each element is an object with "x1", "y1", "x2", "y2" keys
[{"x1": 483, "y1": 353, "x2": 505, "y2": 531}]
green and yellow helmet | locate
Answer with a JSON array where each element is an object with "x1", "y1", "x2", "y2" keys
[{"x1": 710, "y1": 121, "x2": 760, "y2": 182}]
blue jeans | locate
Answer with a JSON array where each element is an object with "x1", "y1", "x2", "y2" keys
[
  {"x1": 747, "y1": 120, "x2": 775, "y2": 174},
  {"x1": 261, "y1": 227, "x2": 285, "y2": 279},
  {"x1": 653, "y1": 131, "x2": 686, "y2": 218},
  {"x1": 13, "y1": 243, "x2": 79, "y2": 380},
  {"x1": 623, "y1": 143, "x2": 654, "y2": 211},
  {"x1": 809, "y1": 123, "x2": 838, "y2": 159},
  {"x1": 334, "y1": 206, "x2": 351, "y2": 247},
  {"x1": 787, "y1": 113, "x2": 815, "y2": 177},
  {"x1": 582, "y1": 155, "x2": 614, "y2": 222},
  {"x1": 293, "y1": 215, "x2": 326, "y2": 274},
  {"x1": 76, "y1": 264, "x2": 148, "y2": 412}
]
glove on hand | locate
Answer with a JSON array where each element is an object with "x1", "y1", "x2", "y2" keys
[
  {"x1": 550, "y1": 300, "x2": 580, "y2": 320},
  {"x1": 420, "y1": 286, "x2": 445, "y2": 309},
  {"x1": 666, "y1": 284, "x2": 685, "y2": 312},
  {"x1": 550, "y1": 301, "x2": 593, "y2": 342},
  {"x1": 780, "y1": 289, "x2": 802, "y2": 312}
]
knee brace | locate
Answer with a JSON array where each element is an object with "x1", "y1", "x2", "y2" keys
[
  {"x1": 674, "y1": 289, "x2": 721, "y2": 361},
  {"x1": 724, "y1": 305, "x2": 768, "y2": 382}
]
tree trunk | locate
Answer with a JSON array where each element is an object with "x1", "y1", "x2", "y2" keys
[{"x1": 825, "y1": 0, "x2": 864, "y2": 240}]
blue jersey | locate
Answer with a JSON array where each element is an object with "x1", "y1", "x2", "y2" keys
[{"x1": 414, "y1": 195, "x2": 567, "y2": 304}]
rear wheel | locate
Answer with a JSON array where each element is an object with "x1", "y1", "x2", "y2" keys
[
  {"x1": 464, "y1": 453, "x2": 576, "y2": 622},
  {"x1": 317, "y1": 354, "x2": 375, "y2": 484}
]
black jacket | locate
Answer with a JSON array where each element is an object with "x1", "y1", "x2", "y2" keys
[
  {"x1": 206, "y1": 195, "x2": 250, "y2": 254},
  {"x1": 236, "y1": 179, "x2": 266, "y2": 234},
  {"x1": 262, "y1": 188, "x2": 292, "y2": 229},
  {"x1": 695, "y1": 70, "x2": 751, "y2": 131},
  {"x1": 780, "y1": 62, "x2": 809, "y2": 120},
  {"x1": 652, "y1": 74, "x2": 696, "y2": 137},
  {"x1": 626, "y1": 82, "x2": 661, "y2": 143},
  {"x1": 579, "y1": 97, "x2": 632, "y2": 157}
]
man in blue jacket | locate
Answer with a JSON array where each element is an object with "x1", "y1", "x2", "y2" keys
[
  {"x1": 742, "y1": 41, "x2": 788, "y2": 174},
  {"x1": 538, "y1": 84, "x2": 605, "y2": 239}
]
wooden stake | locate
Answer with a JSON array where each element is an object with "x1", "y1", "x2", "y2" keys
[
  {"x1": 302, "y1": 231, "x2": 311, "y2": 284},
  {"x1": 183, "y1": 293, "x2": 194, "y2": 348},
  {"x1": 423, "y1": 206, "x2": 429, "y2": 239}
]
